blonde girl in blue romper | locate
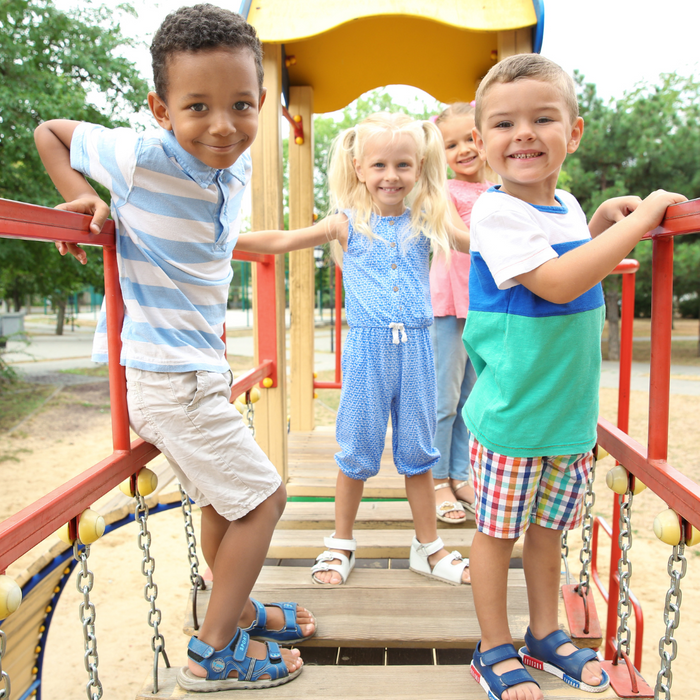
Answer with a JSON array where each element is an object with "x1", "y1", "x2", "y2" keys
[{"x1": 237, "y1": 112, "x2": 471, "y2": 586}]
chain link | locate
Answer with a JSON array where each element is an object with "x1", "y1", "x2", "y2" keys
[
  {"x1": 135, "y1": 494, "x2": 170, "y2": 694},
  {"x1": 74, "y1": 541, "x2": 103, "y2": 700},
  {"x1": 655, "y1": 543, "x2": 687, "y2": 700},
  {"x1": 561, "y1": 531, "x2": 571, "y2": 585},
  {"x1": 179, "y1": 484, "x2": 206, "y2": 631},
  {"x1": 615, "y1": 488, "x2": 634, "y2": 660},
  {"x1": 0, "y1": 628, "x2": 10, "y2": 700},
  {"x1": 577, "y1": 453, "x2": 598, "y2": 595},
  {"x1": 244, "y1": 392, "x2": 255, "y2": 437}
]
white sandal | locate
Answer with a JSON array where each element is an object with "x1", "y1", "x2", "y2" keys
[
  {"x1": 311, "y1": 533, "x2": 356, "y2": 584},
  {"x1": 409, "y1": 536, "x2": 469, "y2": 586},
  {"x1": 434, "y1": 482, "x2": 467, "y2": 523},
  {"x1": 452, "y1": 479, "x2": 476, "y2": 514}
]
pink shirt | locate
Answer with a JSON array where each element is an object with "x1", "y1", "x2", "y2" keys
[{"x1": 430, "y1": 179, "x2": 493, "y2": 318}]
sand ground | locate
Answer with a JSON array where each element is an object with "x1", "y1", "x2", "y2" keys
[{"x1": 1, "y1": 380, "x2": 699, "y2": 699}]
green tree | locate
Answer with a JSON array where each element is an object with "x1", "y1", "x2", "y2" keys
[
  {"x1": 0, "y1": 0, "x2": 148, "y2": 332},
  {"x1": 565, "y1": 72, "x2": 700, "y2": 357}
]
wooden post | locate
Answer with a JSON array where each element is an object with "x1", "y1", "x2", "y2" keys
[
  {"x1": 288, "y1": 86, "x2": 316, "y2": 431},
  {"x1": 250, "y1": 43, "x2": 288, "y2": 479},
  {"x1": 497, "y1": 28, "x2": 532, "y2": 60}
]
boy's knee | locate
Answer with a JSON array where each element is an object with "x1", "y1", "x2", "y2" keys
[{"x1": 264, "y1": 483, "x2": 287, "y2": 518}]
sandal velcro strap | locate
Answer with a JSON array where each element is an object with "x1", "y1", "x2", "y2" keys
[
  {"x1": 323, "y1": 532, "x2": 356, "y2": 550},
  {"x1": 186, "y1": 635, "x2": 215, "y2": 663},
  {"x1": 479, "y1": 642, "x2": 520, "y2": 667},
  {"x1": 523, "y1": 628, "x2": 599, "y2": 681},
  {"x1": 413, "y1": 536, "x2": 444, "y2": 557}
]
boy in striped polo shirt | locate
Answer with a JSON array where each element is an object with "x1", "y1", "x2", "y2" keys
[
  {"x1": 35, "y1": 4, "x2": 313, "y2": 692},
  {"x1": 464, "y1": 54, "x2": 684, "y2": 700}
]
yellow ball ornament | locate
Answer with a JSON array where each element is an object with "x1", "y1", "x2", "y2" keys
[
  {"x1": 0, "y1": 575, "x2": 22, "y2": 618},
  {"x1": 654, "y1": 508, "x2": 682, "y2": 545},
  {"x1": 119, "y1": 468, "x2": 158, "y2": 497},
  {"x1": 605, "y1": 465, "x2": 646, "y2": 495},
  {"x1": 262, "y1": 377, "x2": 273, "y2": 388}
]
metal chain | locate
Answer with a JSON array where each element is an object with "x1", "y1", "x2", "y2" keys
[
  {"x1": 135, "y1": 494, "x2": 170, "y2": 694},
  {"x1": 615, "y1": 488, "x2": 634, "y2": 659},
  {"x1": 74, "y1": 541, "x2": 103, "y2": 700},
  {"x1": 179, "y1": 484, "x2": 206, "y2": 631},
  {"x1": 244, "y1": 392, "x2": 255, "y2": 437},
  {"x1": 655, "y1": 543, "x2": 687, "y2": 700},
  {"x1": 179, "y1": 484, "x2": 203, "y2": 587},
  {"x1": 561, "y1": 531, "x2": 571, "y2": 585},
  {"x1": 577, "y1": 453, "x2": 598, "y2": 595},
  {"x1": 0, "y1": 628, "x2": 10, "y2": 700}
]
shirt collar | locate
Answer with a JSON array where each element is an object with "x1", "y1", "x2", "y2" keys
[{"x1": 160, "y1": 129, "x2": 248, "y2": 188}]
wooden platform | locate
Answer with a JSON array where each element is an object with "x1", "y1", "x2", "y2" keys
[
  {"x1": 184, "y1": 568, "x2": 529, "y2": 647},
  {"x1": 137, "y1": 664, "x2": 623, "y2": 699},
  {"x1": 279, "y1": 499, "x2": 476, "y2": 529},
  {"x1": 287, "y1": 428, "x2": 406, "y2": 498}
]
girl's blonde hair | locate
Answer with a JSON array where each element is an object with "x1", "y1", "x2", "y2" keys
[
  {"x1": 434, "y1": 101, "x2": 475, "y2": 128},
  {"x1": 327, "y1": 112, "x2": 452, "y2": 258}
]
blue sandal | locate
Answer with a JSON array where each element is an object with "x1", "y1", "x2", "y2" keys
[
  {"x1": 471, "y1": 641, "x2": 540, "y2": 700},
  {"x1": 519, "y1": 627, "x2": 610, "y2": 693},
  {"x1": 242, "y1": 599, "x2": 315, "y2": 645},
  {"x1": 177, "y1": 628, "x2": 302, "y2": 691}
]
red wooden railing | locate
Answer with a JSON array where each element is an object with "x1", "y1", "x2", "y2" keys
[{"x1": 0, "y1": 198, "x2": 277, "y2": 573}]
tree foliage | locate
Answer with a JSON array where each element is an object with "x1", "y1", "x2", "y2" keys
[
  {"x1": 564, "y1": 72, "x2": 700, "y2": 354},
  {"x1": 0, "y1": 0, "x2": 148, "y2": 331}
]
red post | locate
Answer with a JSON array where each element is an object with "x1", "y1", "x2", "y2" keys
[{"x1": 648, "y1": 237, "x2": 674, "y2": 462}]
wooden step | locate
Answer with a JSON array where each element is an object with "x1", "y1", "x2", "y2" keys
[
  {"x1": 184, "y1": 568, "x2": 528, "y2": 648},
  {"x1": 267, "y1": 528, "x2": 519, "y2": 560},
  {"x1": 137, "y1": 664, "x2": 623, "y2": 699},
  {"x1": 279, "y1": 500, "x2": 475, "y2": 530}
]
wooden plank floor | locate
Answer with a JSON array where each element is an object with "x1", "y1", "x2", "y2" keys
[
  {"x1": 137, "y1": 665, "x2": 623, "y2": 699},
  {"x1": 267, "y1": 528, "x2": 520, "y2": 560},
  {"x1": 279, "y1": 500, "x2": 476, "y2": 530},
  {"x1": 287, "y1": 428, "x2": 405, "y2": 498},
  {"x1": 184, "y1": 568, "x2": 528, "y2": 647}
]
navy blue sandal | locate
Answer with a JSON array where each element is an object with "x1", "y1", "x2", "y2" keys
[
  {"x1": 242, "y1": 599, "x2": 315, "y2": 645},
  {"x1": 471, "y1": 641, "x2": 540, "y2": 700},
  {"x1": 177, "y1": 628, "x2": 302, "y2": 692},
  {"x1": 519, "y1": 627, "x2": 610, "y2": 693}
]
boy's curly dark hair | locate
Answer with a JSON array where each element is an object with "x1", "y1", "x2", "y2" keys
[{"x1": 150, "y1": 4, "x2": 264, "y2": 100}]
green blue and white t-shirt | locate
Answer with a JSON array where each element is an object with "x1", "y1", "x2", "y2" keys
[
  {"x1": 70, "y1": 124, "x2": 251, "y2": 373},
  {"x1": 463, "y1": 187, "x2": 605, "y2": 457}
]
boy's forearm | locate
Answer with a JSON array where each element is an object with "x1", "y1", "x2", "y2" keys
[
  {"x1": 34, "y1": 120, "x2": 98, "y2": 202},
  {"x1": 517, "y1": 191, "x2": 685, "y2": 304}
]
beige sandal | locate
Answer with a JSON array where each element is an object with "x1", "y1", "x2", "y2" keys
[
  {"x1": 452, "y1": 479, "x2": 476, "y2": 514},
  {"x1": 434, "y1": 482, "x2": 467, "y2": 523}
]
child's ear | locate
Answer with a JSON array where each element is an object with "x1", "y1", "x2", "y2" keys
[
  {"x1": 353, "y1": 158, "x2": 366, "y2": 183},
  {"x1": 148, "y1": 92, "x2": 172, "y2": 131},
  {"x1": 257, "y1": 87, "x2": 267, "y2": 112},
  {"x1": 472, "y1": 127, "x2": 486, "y2": 156},
  {"x1": 567, "y1": 117, "x2": 584, "y2": 154}
]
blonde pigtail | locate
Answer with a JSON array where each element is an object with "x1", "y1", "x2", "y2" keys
[{"x1": 410, "y1": 120, "x2": 451, "y2": 258}]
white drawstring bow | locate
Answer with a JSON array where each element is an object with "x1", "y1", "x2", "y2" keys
[{"x1": 389, "y1": 322, "x2": 408, "y2": 345}]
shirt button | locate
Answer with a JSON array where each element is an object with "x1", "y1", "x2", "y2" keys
[
  {"x1": 393, "y1": 286, "x2": 398, "y2": 292},
  {"x1": 390, "y1": 242, "x2": 396, "y2": 248},
  {"x1": 389, "y1": 221, "x2": 395, "y2": 226},
  {"x1": 391, "y1": 264, "x2": 397, "y2": 269}
]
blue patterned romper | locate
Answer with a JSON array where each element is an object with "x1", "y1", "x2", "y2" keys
[{"x1": 335, "y1": 208, "x2": 439, "y2": 480}]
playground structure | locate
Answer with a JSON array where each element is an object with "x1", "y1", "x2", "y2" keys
[{"x1": 3, "y1": 1, "x2": 700, "y2": 698}]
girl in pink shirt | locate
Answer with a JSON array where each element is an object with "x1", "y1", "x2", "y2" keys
[{"x1": 431, "y1": 102, "x2": 494, "y2": 523}]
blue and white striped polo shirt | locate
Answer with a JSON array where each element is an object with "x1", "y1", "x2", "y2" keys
[{"x1": 71, "y1": 123, "x2": 251, "y2": 373}]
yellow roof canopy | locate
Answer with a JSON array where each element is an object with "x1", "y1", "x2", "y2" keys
[{"x1": 244, "y1": 0, "x2": 540, "y2": 113}]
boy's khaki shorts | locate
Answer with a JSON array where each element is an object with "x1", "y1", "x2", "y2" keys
[{"x1": 126, "y1": 367, "x2": 282, "y2": 521}]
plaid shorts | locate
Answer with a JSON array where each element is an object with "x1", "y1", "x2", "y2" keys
[{"x1": 469, "y1": 435, "x2": 593, "y2": 539}]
